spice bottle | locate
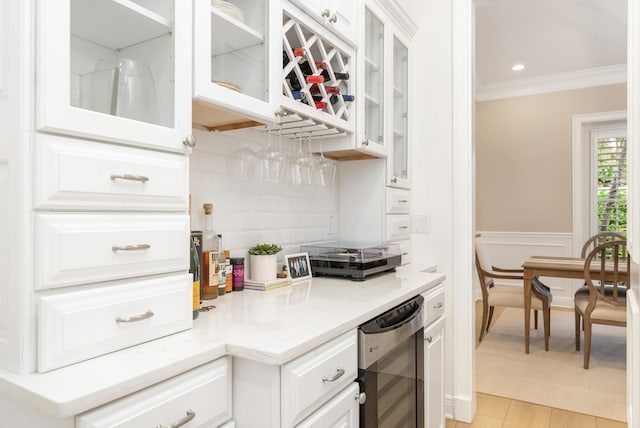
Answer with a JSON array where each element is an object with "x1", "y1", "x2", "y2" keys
[
  {"x1": 230, "y1": 257, "x2": 245, "y2": 291},
  {"x1": 216, "y1": 234, "x2": 227, "y2": 296}
]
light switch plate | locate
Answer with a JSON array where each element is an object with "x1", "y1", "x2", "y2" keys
[{"x1": 411, "y1": 214, "x2": 430, "y2": 234}]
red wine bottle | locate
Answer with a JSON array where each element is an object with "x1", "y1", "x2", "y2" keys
[{"x1": 310, "y1": 85, "x2": 340, "y2": 95}]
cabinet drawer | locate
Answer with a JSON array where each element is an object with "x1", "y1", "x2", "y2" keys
[
  {"x1": 281, "y1": 330, "x2": 357, "y2": 428},
  {"x1": 33, "y1": 133, "x2": 189, "y2": 211},
  {"x1": 422, "y1": 284, "x2": 445, "y2": 327},
  {"x1": 76, "y1": 357, "x2": 231, "y2": 428},
  {"x1": 34, "y1": 213, "x2": 189, "y2": 289},
  {"x1": 296, "y1": 382, "x2": 359, "y2": 428},
  {"x1": 385, "y1": 214, "x2": 411, "y2": 241},
  {"x1": 38, "y1": 273, "x2": 192, "y2": 373},
  {"x1": 386, "y1": 188, "x2": 411, "y2": 214}
]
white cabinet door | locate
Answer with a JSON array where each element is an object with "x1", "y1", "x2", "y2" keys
[
  {"x1": 192, "y1": 0, "x2": 279, "y2": 128},
  {"x1": 36, "y1": 0, "x2": 192, "y2": 152},
  {"x1": 76, "y1": 357, "x2": 232, "y2": 427},
  {"x1": 387, "y1": 33, "x2": 410, "y2": 189},
  {"x1": 290, "y1": 0, "x2": 357, "y2": 44},
  {"x1": 296, "y1": 382, "x2": 360, "y2": 428},
  {"x1": 424, "y1": 317, "x2": 445, "y2": 428}
]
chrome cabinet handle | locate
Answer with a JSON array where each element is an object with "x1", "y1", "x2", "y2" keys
[
  {"x1": 329, "y1": 14, "x2": 338, "y2": 23},
  {"x1": 362, "y1": 139, "x2": 369, "y2": 146},
  {"x1": 399, "y1": 226, "x2": 409, "y2": 230},
  {"x1": 156, "y1": 409, "x2": 196, "y2": 428},
  {"x1": 112, "y1": 244, "x2": 151, "y2": 252},
  {"x1": 398, "y1": 199, "x2": 409, "y2": 203},
  {"x1": 433, "y1": 302, "x2": 443, "y2": 309},
  {"x1": 357, "y1": 392, "x2": 367, "y2": 404},
  {"x1": 110, "y1": 174, "x2": 149, "y2": 183},
  {"x1": 321, "y1": 8, "x2": 331, "y2": 17},
  {"x1": 390, "y1": 177, "x2": 398, "y2": 184},
  {"x1": 322, "y1": 367, "x2": 345, "y2": 382},
  {"x1": 183, "y1": 135, "x2": 197, "y2": 148},
  {"x1": 116, "y1": 310, "x2": 154, "y2": 324},
  {"x1": 426, "y1": 336, "x2": 433, "y2": 343}
]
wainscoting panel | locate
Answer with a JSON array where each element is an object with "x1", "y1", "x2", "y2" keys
[{"x1": 476, "y1": 231, "x2": 580, "y2": 308}]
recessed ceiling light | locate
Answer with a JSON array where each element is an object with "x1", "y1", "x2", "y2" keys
[{"x1": 512, "y1": 64, "x2": 525, "y2": 71}]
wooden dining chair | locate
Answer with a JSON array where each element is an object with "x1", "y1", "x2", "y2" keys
[
  {"x1": 574, "y1": 239, "x2": 628, "y2": 369},
  {"x1": 574, "y1": 232, "x2": 626, "y2": 336},
  {"x1": 475, "y1": 234, "x2": 553, "y2": 347}
]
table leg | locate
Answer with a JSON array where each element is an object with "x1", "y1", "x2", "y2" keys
[{"x1": 524, "y1": 270, "x2": 532, "y2": 354}]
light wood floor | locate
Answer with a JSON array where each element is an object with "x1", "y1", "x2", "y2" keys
[{"x1": 446, "y1": 392, "x2": 627, "y2": 428}]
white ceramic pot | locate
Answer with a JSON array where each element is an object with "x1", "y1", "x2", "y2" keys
[{"x1": 250, "y1": 254, "x2": 277, "y2": 282}]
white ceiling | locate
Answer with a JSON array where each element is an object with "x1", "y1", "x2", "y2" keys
[{"x1": 475, "y1": 0, "x2": 628, "y2": 87}]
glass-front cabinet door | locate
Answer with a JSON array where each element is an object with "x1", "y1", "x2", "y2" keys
[
  {"x1": 358, "y1": 4, "x2": 387, "y2": 157},
  {"x1": 36, "y1": 0, "x2": 192, "y2": 152},
  {"x1": 192, "y1": 0, "x2": 279, "y2": 130},
  {"x1": 389, "y1": 36, "x2": 410, "y2": 189}
]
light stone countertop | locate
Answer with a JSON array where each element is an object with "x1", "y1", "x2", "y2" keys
[{"x1": 0, "y1": 266, "x2": 444, "y2": 418}]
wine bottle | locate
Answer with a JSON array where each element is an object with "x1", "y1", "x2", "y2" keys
[
  {"x1": 310, "y1": 85, "x2": 340, "y2": 95},
  {"x1": 201, "y1": 203, "x2": 219, "y2": 300},
  {"x1": 330, "y1": 94, "x2": 355, "y2": 104},
  {"x1": 189, "y1": 233, "x2": 201, "y2": 320},
  {"x1": 320, "y1": 70, "x2": 350, "y2": 81},
  {"x1": 314, "y1": 101, "x2": 327, "y2": 109}
]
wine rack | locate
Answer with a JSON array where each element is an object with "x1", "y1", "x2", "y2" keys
[{"x1": 280, "y1": 9, "x2": 356, "y2": 139}]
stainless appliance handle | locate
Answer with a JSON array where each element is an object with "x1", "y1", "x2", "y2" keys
[{"x1": 358, "y1": 296, "x2": 424, "y2": 369}]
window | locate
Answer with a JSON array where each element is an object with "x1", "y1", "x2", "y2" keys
[{"x1": 592, "y1": 127, "x2": 627, "y2": 235}]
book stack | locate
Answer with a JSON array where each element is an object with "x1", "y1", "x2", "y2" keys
[{"x1": 244, "y1": 277, "x2": 292, "y2": 291}]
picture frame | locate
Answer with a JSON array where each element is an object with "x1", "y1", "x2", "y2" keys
[{"x1": 284, "y1": 252, "x2": 313, "y2": 281}]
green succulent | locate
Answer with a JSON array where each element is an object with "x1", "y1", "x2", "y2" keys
[{"x1": 248, "y1": 243, "x2": 283, "y2": 255}]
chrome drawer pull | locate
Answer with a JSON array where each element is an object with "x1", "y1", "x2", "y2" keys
[
  {"x1": 110, "y1": 174, "x2": 149, "y2": 183},
  {"x1": 321, "y1": 8, "x2": 331, "y2": 17},
  {"x1": 322, "y1": 367, "x2": 345, "y2": 382},
  {"x1": 399, "y1": 226, "x2": 409, "y2": 230},
  {"x1": 329, "y1": 14, "x2": 338, "y2": 23},
  {"x1": 433, "y1": 302, "x2": 443, "y2": 309},
  {"x1": 156, "y1": 409, "x2": 195, "y2": 428},
  {"x1": 398, "y1": 199, "x2": 409, "y2": 203},
  {"x1": 116, "y1": 310, "x2": 154, "y2": 323},
  {"x1": 426, "y1": 336, "x2": 433, "y2": 343},
  {"x1": 112, "y1": 244, "x2": 151, "y2": 252}
]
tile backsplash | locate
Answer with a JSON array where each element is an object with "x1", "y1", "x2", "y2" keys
[{"x1": 189, "y1": 127, "x2": 340, "y2": 266}]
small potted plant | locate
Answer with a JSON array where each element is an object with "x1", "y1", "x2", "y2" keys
[{"x1": 248, "y1": 243, "x2": 283, "y2": 282}]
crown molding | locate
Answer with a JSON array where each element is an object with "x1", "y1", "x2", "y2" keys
[{"x1": 475, "y1": 64, "x2": 627, "y2": 102}]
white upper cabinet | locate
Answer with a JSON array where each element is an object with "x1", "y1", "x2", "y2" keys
[
  {"x1": 289, "y1": 0, "x2": 357, "y2": 45},
  {"x1": 192, "y1": 0, "x2": 280, "y2": 130},
  {"x1": 389, "y1": 35, "x2": 410, "y2": 189},
  {"x1": 36, "y1": 0, "x2": 192, "y2": 152}
]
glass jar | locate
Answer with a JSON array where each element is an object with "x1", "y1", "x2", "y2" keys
[{"x1": 230, "y1": 257, "x2": 245, "y2": 291}]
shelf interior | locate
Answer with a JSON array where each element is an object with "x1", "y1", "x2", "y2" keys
[
  {"x1": 71, "y1": 0, "x2": 171, "y2": 50},
  {"x1": 211, "y1": 7, "x2": 265, "y2": 56}
]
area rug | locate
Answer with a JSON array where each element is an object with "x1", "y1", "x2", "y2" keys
[{"x1": 476, "y1": 307, "x2": 627, "y2": 422}]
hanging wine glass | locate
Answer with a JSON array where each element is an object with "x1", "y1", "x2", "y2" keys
[
  {"x1": 256, "y1": 128, "x2": 287, "y2": 183},
  {"x1": 316, "y1": 144, "x2": 336, "y2": 186},
  {"x1": 230, "y1": 144, "x2": 258, "y2": 181},
  {"x1": 287, "y1": 137, "x2": 306, "y2": 186},
  {"x1": 301, "y1": 135, "x2": 318, "y2": 185}
]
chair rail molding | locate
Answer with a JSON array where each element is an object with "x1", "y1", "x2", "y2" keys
[
  {"x1": 571, "y1": 110, "x2": 627, "y2": 257},
  {"x1": 475, "y1": 231, "x2": 577, "y2": 308}
]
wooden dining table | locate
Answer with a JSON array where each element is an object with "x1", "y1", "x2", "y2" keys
[{"x1": 522, "y1": 256, "x2": 629, "y2": 353}]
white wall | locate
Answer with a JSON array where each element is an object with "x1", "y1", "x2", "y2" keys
[
  {"x1": 189, "y1": 128, "x2": 340, "y2": 274},
  {"x1": 405, "y1": 0, "x2": 476, "y2": 423}
]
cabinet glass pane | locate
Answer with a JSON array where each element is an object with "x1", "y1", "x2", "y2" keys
[
  {"x1": 364, "y1": 8, "x2": 384, "y2": 145},
  {"x1": 392, "y1": 37, "x2": 408, "y2": 181},
  {"x1": 211, "y1": 0, "x2": 268, "y2": 102},
  {"x1": 69, "y1": 0, "x2": 175, "y2": 128}
]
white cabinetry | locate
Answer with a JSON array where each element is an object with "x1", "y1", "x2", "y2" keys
[
  {"x1": 233, "y1": 329, "x2": 359, "y2": 428},
  {"x1": 192, "y1": 0, "x2": 280, "y2": 130},
  {"x1": 37, "y1": 0, "x2": 192, "y2": 152},
  {"x1": 0, "y1": 0, "x2": 192, "y2": 375},
  {"x1": 76, "y1": 357, "x2": 232, "y2": 428},
  {"x1": 422, "y1": 284, "x2": 445, "y2": 428},
  {"x1": 288, "y1": 0, "x2": 357, "y2": 45}
]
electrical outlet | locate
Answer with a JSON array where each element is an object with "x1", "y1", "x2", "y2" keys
[{"x1": 411, "y1": 214, "x2": 431, "y2": 234}]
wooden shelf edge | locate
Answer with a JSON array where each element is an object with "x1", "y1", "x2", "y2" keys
[
  {"x1": 192, "y1": 100, "x2": 266, "y2": 132},
  {"x1": 318, "y1": 149, "x2": 379, "y2": 161}
]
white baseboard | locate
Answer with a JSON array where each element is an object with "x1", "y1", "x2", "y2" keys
[
  {"x1": 445, "y1": 392, "x2": 473, "y2": 423},
  {"x1": 476, "y1": 231, "x2": 580, "y2": 308}
]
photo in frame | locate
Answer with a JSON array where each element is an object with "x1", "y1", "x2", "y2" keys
[{"x1": 284, "y1": 252, "x2": 312, "y2": 281}]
